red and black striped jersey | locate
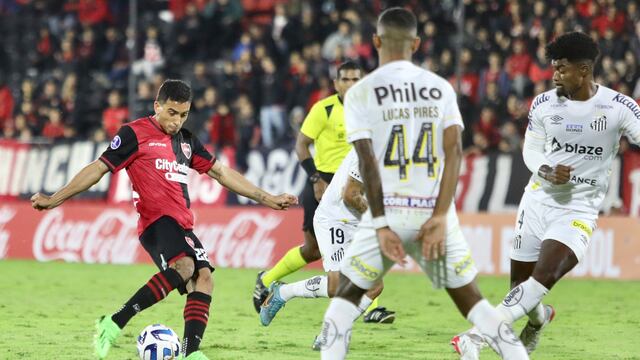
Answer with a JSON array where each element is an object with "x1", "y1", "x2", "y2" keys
[{"x1": 99, "y1": 116, "x2": 215, "y2": 235}]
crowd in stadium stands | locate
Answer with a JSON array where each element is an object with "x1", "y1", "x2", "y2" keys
[{"x1": 1, "y1": 0, "x2": 640, "y2": 168}]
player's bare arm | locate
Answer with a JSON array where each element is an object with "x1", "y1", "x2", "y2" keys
[
  {"x1": 296, "y1": 131, "x2": 328, "y2": 201},
  {"x1": 353, "y1": 138, "x2": 406, "y2": 265},
  {"x1": 417, "y1": 125, "x2": 462, "y2": 260},
  {"x1": 206, "y1": 161, "x2": 298, "y2": 210},
  {"x1": 537, "y1": 164, "x2": 573, "y2": 185},
  {"x1": 31, "y1": 159, "x2": 110, "y2": 211},
  {"x1": 342, "y1": 176, "x2": 368, "y2": 215}
]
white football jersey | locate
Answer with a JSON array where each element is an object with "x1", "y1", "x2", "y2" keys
[
  {"x1": 525, "y1": 85, "x2": 640, "y2": 214},
  {"x1": 344, "y1": 60, "x2": 464, "y2": 227},
  {"x1": 315, "y1": 149, "x2": 362, "y2": 225}
]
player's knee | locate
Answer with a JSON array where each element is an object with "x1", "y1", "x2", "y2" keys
[
  {"x1": 335, "y1": 274, "x2": 366, "y2": 305},
  {"x1": 367, "y1": 281, "x2": 384, "y2": 299},
  {"x1": 173, "y1": 256, "x2": 196, "y2": 281},
  {"x1": 195, "y1": 268, "x2": 213, "y2": 294}
]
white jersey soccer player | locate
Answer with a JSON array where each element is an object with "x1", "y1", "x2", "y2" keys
[
  {"x1": 259, "y1": 149, "x2": 394, "y2": 328},
  {"x1": 453, "y1": 32, "x2": 640, "y2": 359},
  {"x1": 319, "y1": 7, "x2": 528, "y2": 360},
  {"x1": 515, "y1": 85, "x2": 640, "y2": 263},
  {"x1": 341, "y1": 61, "x2": 473, "y2": 288}
]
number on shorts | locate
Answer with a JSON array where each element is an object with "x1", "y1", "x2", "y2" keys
[
  {"x1": 194, "y1": 248, "x2": 209, "y2": 262},
  {"x1": 330, "y1": 227, "x2": 345, "y2": 244},
  {"x1": 384, "y1": 123, "x2": 438, "y2": 180}
]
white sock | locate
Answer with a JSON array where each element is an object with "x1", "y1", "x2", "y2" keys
[
  {"x1": 497, "y1": 277, "x2": 549, "y2": 323},
  {"x1": 527, "y1": 302, "x2": 546, "y2": 326},
  {"x1": 320, "y1": 297, "x2": 361, "y2": 360},
  {"x1": 357, "y1": 295, "x2": 373, "y2": 314},
  {"x1": 467, "y1": 299, "x2": 529, "y2": 359},
  {"x1": 279, "y1": 275, "x2": 328, "y2": 301}
]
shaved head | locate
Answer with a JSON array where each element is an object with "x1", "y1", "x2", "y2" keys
[{"x1": 377, "y1": 7, "x2": 418, "y2": 40}]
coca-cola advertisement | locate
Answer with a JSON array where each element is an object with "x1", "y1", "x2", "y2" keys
[
  {"x1": 3, "y1": 203, "x2": 640, "y2": 279},
  {"x1": 1, "y1": 202, "x2": 315, "y2": 269}
]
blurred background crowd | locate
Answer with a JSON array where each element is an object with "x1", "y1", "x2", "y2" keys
[{"x1": 1, "y1": 0, "x2": 640, "y2": 169}]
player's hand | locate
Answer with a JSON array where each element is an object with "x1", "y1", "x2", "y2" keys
[
  {"x1": 377, "y1": 227, "x2": 407, "y2": 266},
  {"x1": 417, "y1": 215, "x2": 446, "y2": 261},
  {"x1": 30, "y1": 193, "x2": 58, "y2": 211},
  {"x1": 540, "y1": 164, "x2": 573, "y2": 185},
  {"x1": 313, "y1": 178, "x2": 328, "y2": 202},
  {"x1": 266, "y1": 193, "x2": 298, "y2": 210}
]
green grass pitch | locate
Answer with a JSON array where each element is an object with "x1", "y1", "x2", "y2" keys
[{"x1": 1, "y1": 260, "x2": 639, "y2": 359}]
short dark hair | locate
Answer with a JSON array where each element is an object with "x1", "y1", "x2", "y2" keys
[
  {"x1": 378, "y1": 7, "x2": 417, "y2": 34},
  {"x1": 156, "y1": 79, "x2": 192, "y2": 103},
  {"x1": 545, "y1": 31, "x2": 600, "y2": 63},
  {"x1": 336, "y1": 61, "x2": 362, "y2": 78}
]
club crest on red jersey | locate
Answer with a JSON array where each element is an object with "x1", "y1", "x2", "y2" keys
[
  {"x1": 185, "y1": 236, "x2": 195, "y2": 249},
  {"x1": 181, "y1": 143, "x2": 192, "y2": 159}
]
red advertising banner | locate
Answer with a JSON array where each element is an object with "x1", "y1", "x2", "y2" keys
[{"x1": 2, "y1": 203, "x2": 639, "y2": 279}]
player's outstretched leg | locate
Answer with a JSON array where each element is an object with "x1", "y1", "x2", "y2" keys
[
  {"x1": 253, "y1": 231, "x2": 320, "y2": 313},
  {"x1": 182, "y1": 267, "x2": 213, "y2": 359},
  {"x1": 93, "y1": 267, "x2": 185, "y2": 359}
]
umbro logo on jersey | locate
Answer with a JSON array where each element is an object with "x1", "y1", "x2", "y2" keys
[
  {"x1": 550, "y1": 115, "x2": 564, "y2": 125},
  {"x1": 590, "y1": 115, "x2": 607, "y2": 132}
]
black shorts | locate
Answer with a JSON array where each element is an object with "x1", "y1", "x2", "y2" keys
[
  {"x1": 140, "y1": 216, "x2": 215, "y2": 293},
  {"x1": 302, "y1": 171, "x2": 334, "y2": 233}
]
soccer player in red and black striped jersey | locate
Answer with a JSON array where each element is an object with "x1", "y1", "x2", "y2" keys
[{"x1": 31, "y1": 79, "x2": 298, "y2": 360}]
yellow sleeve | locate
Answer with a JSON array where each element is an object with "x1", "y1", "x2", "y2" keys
[{"x1": 300, "y1": 102, "x2": 327, "y2": 140}]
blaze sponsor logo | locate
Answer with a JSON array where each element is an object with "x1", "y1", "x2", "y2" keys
[
  {"x1": 571, "y1": 220, "x2": 593, "y2": 236},
  {"x1": 350, "y1": 256, "x2": 379, "y2": 280},
  {"x1": 551, "y1": 138, "x2": 603, "y2": 160},
  {"x1": 374, "y1": 82, "x2": 442, "y2": 105},
  {"x1": 110, "y1": 135, "x2": 121, "y2": 149},
  {"x1": 502, "y1": 285, "x2": 524, "y2": 307},
  {"x1": 612, "y1": 93, "x2": 640, "y2": 120}
]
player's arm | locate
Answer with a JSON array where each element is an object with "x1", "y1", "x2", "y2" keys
[
  {"x1": 523, "y1": 99, "x2": 571, "y2": 185},
  {"x1": 206, "y1": 161, "x2": 297, "y2": 210},
  {"x1": 297, "y1": 104, "x2": 328, "y2": 200},
  {"x1": 342, "y1": 175, "x2": 367, "y2": 215},
  {"x1": 417, "y1": 125, "x2": 462, "y2": 260},
  {"x1": 31, "y1": 160, "x2": 109, "y2": 210}
]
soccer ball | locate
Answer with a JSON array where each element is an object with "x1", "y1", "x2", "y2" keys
[{"x1": 137, "y1": 324, "x2": 181, "y2": 360}]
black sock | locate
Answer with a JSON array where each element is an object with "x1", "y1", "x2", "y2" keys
[
  {"x1": 182, "y1": 291, "x2": 211, "y2": 356},
  {"x1": 111, "y1": 268, "x2": 184, "y2": 329}
]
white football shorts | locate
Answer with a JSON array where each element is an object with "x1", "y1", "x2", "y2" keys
[
  {"x1": 313, "y1": 214, "x2": 357, "y2": 272},
  {"x1": 511, "y1": 192, "x2": 598, "y2": 263},
  {"x1": 340, "y1": 206, "x2": 478, "y2": 290}
]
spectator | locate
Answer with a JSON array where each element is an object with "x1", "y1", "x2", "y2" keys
[
  {"x1": 233, "y1": 94, "x2": 258, "y2": 172},
  {"x1": 0, "y1": 77, "x2": 14, "y2": 130},
  {"x1": 258, "y1": 57, "x2": 285, "y2": 148},
  {"x1": 505, "y1": 39, "x2": 532, "y2": 96},
  {"x1": 209, "y1": 103, "x2": 236, "y2": 150},
  {"x1": 102, "y1": 90, "x2": 128, "y2": 138},
  {"x1": 322, "y1": 20, "x2": 352, "y2": 61},
  {"x1": 42, "y1": 109, "x2": 66, "y2": 139}
]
